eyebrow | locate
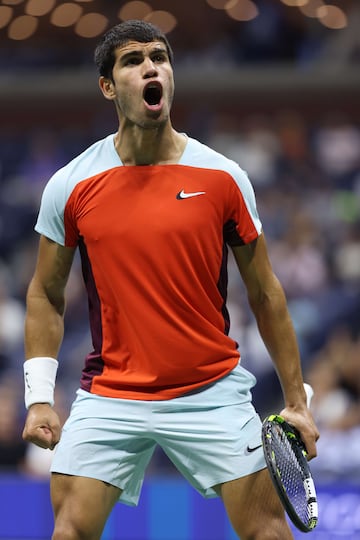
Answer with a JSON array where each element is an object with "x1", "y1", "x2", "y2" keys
[{"x1": 119, "y1": 46, "x2": 168, "y2": 62}]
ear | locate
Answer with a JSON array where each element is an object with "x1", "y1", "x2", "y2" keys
[{"x1": 99, "y1": 76, "x2": 116, "y2": 100}]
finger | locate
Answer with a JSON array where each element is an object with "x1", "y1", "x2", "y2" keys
[
  {"x1": 39, "y1": 424, "x2": 61, "y2": 450},
  {"x1": 48, "y1": 430, "x2": 61, "y2": 450},
  {"x1": 301, "y1": 429, "x2": 318, "y2": 460},
  {"x1": 305, "y1": 442, "x2": 317, "y2": 461},
  {"x1": 23, "y1": 425, "x2": 57, "y2": 450}
]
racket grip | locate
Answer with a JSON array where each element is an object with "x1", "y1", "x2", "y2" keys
[{"x1": 303, "y1": 383, "x2": 314, "y2": 408}]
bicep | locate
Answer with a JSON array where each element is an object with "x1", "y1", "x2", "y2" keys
[
  {"x1": 29, "y1": 235, "x2": 76, "y2": 309},
  {"x1": 231, "y1": 233, "x2": 280, "y2": 304}
]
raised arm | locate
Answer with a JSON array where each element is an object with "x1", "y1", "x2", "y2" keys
[
  {"x1": 23, "y1": 235, "x2": 75, "y2": 449},
  {"x1": 231, "y1": 233, "x2": 319, "y2": 458}
]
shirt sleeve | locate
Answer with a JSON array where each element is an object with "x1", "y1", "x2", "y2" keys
[
  {"x1": 224, "y1": 166, "x2": 262, "y2": 246},
  {"x1": 34, "y1": 169, "x2": 69, "y2": 246}
]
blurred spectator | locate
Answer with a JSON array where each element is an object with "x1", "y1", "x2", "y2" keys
[
  {"x1": 306, "y1": 327, "x2": 360, "y2": 481},
  {"x1": 0, "y1": 263, "x2": 25, "y2": 374},
  {"x1": 15, "y1": 129, "x2": 67, "y2": 206},
  {"x1": 307, "y1": 326, "x2": 358, "y2": 429},
  {"x1": 209, "y1": 115, "x2": 280, "y2": 188},
  {"x1": 0, "y1": 178, "x2": 37, "y2": 261},
  {"x1": 270, "y1": 209, "x2": 329, "y2": 299},
  {"x1": 274, "y1": 111, "x2": 325, "y2": 192},
  {"x1": 0, "y1": 373, "x2": 27, "y2": 470},
  {"x1": 230, "y1": 0, "x2": 308, "y2": 64},
  {"x1": 313, "y1": 114, "x2": 360, "y2": 189},
  {"x1": 334, "y1": 221, "x2": 360, "y2": 287}
]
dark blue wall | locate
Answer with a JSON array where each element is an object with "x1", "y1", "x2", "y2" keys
[{"x1": 0, "y1": 475, "x2": 359, "y2": 539}]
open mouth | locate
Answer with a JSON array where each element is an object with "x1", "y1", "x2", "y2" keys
[{"x1": 143, "y1": 82, "x2": 163, "y2": 106}]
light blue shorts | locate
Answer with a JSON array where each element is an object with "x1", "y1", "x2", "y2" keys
[{"x1": 51, "y1": 362, "x2": 266, "y2": 506}]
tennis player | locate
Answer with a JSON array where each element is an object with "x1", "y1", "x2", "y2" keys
[{"x1": 22, "y1": 20, "x2": 319, "y2": 540}]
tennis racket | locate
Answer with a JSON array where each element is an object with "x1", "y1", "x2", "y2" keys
[{"x1": 261, "y1": 383, "x2": 318, "y2": 533}]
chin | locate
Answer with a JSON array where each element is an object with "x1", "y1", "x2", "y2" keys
[{"x1": 141, "y1": 115, "x2": 168, "y2": 130}]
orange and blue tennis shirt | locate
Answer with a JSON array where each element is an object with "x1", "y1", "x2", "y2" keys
[{"x1": 35, "y1": 134, "x2": 262, "y2": 400}]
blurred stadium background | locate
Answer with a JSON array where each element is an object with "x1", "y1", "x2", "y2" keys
[{"x1": 0, "y1": 0, "x2": 359, "y2": 538}]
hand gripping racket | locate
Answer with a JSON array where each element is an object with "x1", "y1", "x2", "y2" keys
[{"x1": 261, "y1": 383, "x2": 318, "y2": 533}]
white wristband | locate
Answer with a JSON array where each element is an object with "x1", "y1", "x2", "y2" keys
[{"x1": 24, "y1": 357, "x2": 58, "y2": 409}]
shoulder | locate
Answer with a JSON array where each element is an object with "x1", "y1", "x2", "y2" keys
[
  {"x1": 36, "y1": 135, "x2": 120, "y2": 245},
  {"x1": 38, "y1": 134, "x2": 120, "y2": 220},
  {"x1": 49, "y1": 134, "x2": 120, "y2": 190},
  {"x1": 183, "y1": 136, "x2": 254, "y2": 192}
]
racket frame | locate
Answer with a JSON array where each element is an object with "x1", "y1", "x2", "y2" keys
[{"x1": 262, "y1": 414, "x2": 318, "y2": 533}]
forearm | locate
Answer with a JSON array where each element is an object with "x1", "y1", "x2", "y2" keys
[
  {"x1": 249, "y1": 277, "x2": 307, "y2": 408},
  {"x1": 25, "y1": 279, "x2": 65, "y2": 359},
  {"x1": 233, "y1": 236, "x2": 319, "y2": 455}
]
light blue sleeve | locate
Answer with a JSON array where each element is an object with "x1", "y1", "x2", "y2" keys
[
  {"x1": 35, "y1": 134, "x2": 121, "y2": 246},
  {"x1": 35, "y1": 167, "x2": 68, "y2": 246},
  {"x1": 230, "y1": 165, "x2": 262, "y2": 235}
]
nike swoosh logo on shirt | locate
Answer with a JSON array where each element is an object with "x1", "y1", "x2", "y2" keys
[{"x1": 176, "y1": 189, "x2": 206, "y2": 200}]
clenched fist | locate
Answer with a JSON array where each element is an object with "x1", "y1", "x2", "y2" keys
[{"x1": 22, "y1": 403, "x2": 61, "y2": 450}]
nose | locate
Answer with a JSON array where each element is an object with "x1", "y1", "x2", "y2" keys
[{"x1": 142, "y1": 56, "x2": 158, "y2": 78}]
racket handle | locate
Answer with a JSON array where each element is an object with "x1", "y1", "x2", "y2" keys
[{"x1": 303, "y1": 383, "x2": 314, "y2": 408}]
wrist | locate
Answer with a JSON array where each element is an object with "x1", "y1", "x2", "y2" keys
[{"x1": 23, "y1": 357, "x2": 58, "y2": 409}]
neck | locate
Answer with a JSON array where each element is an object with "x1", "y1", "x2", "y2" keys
[{"x1": 114, "y1": 123, "x2": 186, "y2": 166}]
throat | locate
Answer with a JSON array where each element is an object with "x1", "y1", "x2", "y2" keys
[
  {"x1": 114, "y1": 129, "x2": 159, "y2": 165},
  {"x1": 114, "y1": 129, "x2": 187, "y2": 166}
]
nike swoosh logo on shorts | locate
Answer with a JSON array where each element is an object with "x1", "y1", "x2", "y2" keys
[
  {"x1": 245, "y1": 444, "x2": 263, "y2": 455},
  {"x1": 176, "y1": 189, "x2": 206, "y2": 199}
]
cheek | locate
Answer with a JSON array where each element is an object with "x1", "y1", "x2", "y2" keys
[
  {"x1": 169, "y1": 83, "x2": 175, "y2": 103},
  {"x1": 163, "y1": 75, "x2": 175, "y2": 103},
  {"x1": 169, "y1": 73, "x2": 175, "y2": 97},
  {"x1": 116, "y1": 89, "x2": 138, "y2": 113}
]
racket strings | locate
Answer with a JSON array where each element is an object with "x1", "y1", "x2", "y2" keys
[{"x1": 268, "y1": 424, "x2": 311, "y2": 525}]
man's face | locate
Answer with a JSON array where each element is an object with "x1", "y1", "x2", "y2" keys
[{"x1": 109, "y1": 40, "x2": 175, "y2": 129}]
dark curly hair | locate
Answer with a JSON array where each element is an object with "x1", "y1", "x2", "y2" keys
[{"x1": 94, "y1": 19, "x2": 174, "y2": 79}]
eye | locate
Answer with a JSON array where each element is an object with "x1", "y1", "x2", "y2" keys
[
  {"x1": 151, "y1": 53, "x2": 167, "y2": 64},
  {"x1": 124, "y1": 56, "x2": 141, "y2": 66}
]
